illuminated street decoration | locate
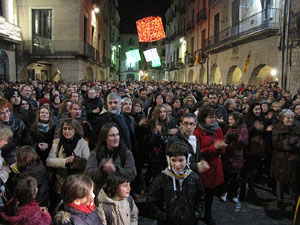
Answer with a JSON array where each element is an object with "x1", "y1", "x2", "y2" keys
[
  {"x1": 136, "y1": 16, "x2": 165, "y2": 42},
  {"x1": 152, "y1": 57, "x2": 161, "y2": 67},
  {"x1": 126, "y1": 49, "x2": 141, "y2": 63},
  {"x1": 143, "y1": 48, "x2": 159, "y2": 62}
]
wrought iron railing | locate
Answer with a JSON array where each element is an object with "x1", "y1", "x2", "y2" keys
[
  {"x1": 25, "y1": 39, "x2": 96, "y2": 60},
  {"x1": 204, "y1": 8, "x2": 280, "y2": 49}
]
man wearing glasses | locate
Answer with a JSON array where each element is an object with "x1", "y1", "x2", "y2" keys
[
  {"x1": 167, "y1": 113, "x2": 209, "y2": 174},
  {"x1": 208, "y1": 91, "x2": 228, "y2": 130}
]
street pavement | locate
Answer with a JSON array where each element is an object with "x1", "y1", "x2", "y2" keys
[{"x1": 137, "y1": 184, "x2": 294, "y2": 225}]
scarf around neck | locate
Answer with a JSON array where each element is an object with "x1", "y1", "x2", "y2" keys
[
  {"x1": 38, "y1": 122, "x2": 49, "y2": 133},
  {"x1": 199, "y1": 121, "x2": 219, "y2": 134},
  {"x1": 66, "y1": 202, "x2": 95, "y2": 214},
  {"x1": 60, "y1": 134, "x2": 81, "y2": 157}
]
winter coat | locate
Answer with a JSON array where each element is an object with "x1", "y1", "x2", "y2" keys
[
  {"x1": 29, "y1": 123, "x2": 55, "y2": 165},
  {"x1": 46, "y1": 138, "x2": 90, "y2": 193},
  {"x1": 53, "y1": 204, "x2": 103, "y2": 225},
  {"x1": 147, "y1": 169, "x2": 205, "y2": 225},
  {"x1": 97, "y1": 189, "x2": 138, "y2": 225},
  {"x1": 0, "y1": 201, "x2": 51, "y2": 225},
  {"x1": 0, "y1": 116, "x2": 32, "y2": 164},
  {"x1": 82, "y1": 97, "x2": 103, "y2": 126},
  {"x1": 14, "y1": 163, "x2": 49, "y2": 207},
  {"x1": 89, "y1": 112, "x2": 136, "y2": 151},
  {"x1": 194, "y1": 126, "x2": 225, "y2": 188},
  {"x1": 167, "y1": 129, "x2": 204, "y2": 173},
  {"x1": 223, "y1": 125, "x2": 248, "y2": 173},
  {"x1": 85, "y1": 144, "x2": 137, "y2": 194},
  {"x1": 271, "y1": 123, "x2": 300, "y2": 184}
]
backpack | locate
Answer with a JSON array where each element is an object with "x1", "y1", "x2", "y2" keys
[{"x1": 101, "y1": 195, "x2": 134, "y2": 225}]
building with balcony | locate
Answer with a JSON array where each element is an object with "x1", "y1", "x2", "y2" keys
[
  {"x1": 165, "y1": 0, "x2": 187, "y2": 82},
  {"x1": 165, "y1": 0, "x2": 288, "y2": 90},
  {"x1": 0, "y1": 0, "x2": 22, "y2": 81},
  {"x1": 17, "y1": 0, "x2": 118, "y2": 82}
]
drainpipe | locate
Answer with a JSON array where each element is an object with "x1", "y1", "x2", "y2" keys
[
  {"x1": 206, "y1": 0, "x2": 210, "y2": 84},
  {"x1": 281, "y1": 0, "x2": 287, "y2": 89},
  {"x1": 285, "y1": 0, "x2": 291, "y2": 91}
]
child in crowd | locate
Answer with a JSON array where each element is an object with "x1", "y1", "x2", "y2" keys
[
  {"x1": 0, "y1": 176, "x2": 52, "y2": 225},
  {"x1": 53, "y1": 174, "x2": 103, "y2": 225},
  {"x1": 221, "y1": 112, "x2": 248, "y2": 203},
  {"x1": 13, "y1": 145, "x2": 49, "y2": 207},
  {"x1": 97, "y1": 172, "x2": 139, "y2": 225},
  {"x1": 147, "y1": 142, "x2": 205, "y2": 225},
  {"x1": 0, "y1": 124, "x2": 13, "y2": 211}
]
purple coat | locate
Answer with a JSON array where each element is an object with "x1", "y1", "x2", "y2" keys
[{"x1": 223, "y1": 125, "x2": 248, "y2": 173}]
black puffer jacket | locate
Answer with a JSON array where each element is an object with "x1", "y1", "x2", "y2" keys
[
  {"x1": 82, "y1": 97, "x2": 103, "y2": 125},
  {"x1": 147, "y1": 169, "x2": 205, "y2": 225},
  {"x1": 0, "y1": 116, "x2": 32, "y2": 164},
  {"x1": 53, "y1": 204, "x2": 103, "y2": 225}
]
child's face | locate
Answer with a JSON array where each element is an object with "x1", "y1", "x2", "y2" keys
[
  {"x1": 228, "y1": 116, "x2": 236, "y2": 127},
  {"x1": 170, "y1": 155, "x2": 187, "y2": 173},
  {"x1": 0, "y1": 138, "x2": 8, "y2": 149},
  {"x1": 77, "y1": 186, "x2": 95, "y2": 205},
  {"x1": 116, "y1": 182, "x2": 131, "y2": 200}
]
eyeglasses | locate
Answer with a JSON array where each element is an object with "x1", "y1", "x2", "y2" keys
[{"x1": 0, "y1": 109, "x2": 10, "y2": 116}]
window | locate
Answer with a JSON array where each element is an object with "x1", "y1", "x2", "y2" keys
[
  {"x1": 129, "y1": 37, "x2": 134, "y2": 45},
  {"x1": 201, "y1": 29, "x2": 206, "y2": 49},
  {"x1": 32, "y1": 9, "x2": 52, "y2": 52}
]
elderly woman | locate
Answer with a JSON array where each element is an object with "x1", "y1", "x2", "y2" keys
[
  {"x1": 194, "y1": 106, "x2": 227, "y2": 225},
  {"x1": 85, "y1": 123, "x2": 137, "y2": 195},
  {"x1": 271, "y1": 109, "x2": 300, "y2": 212},
  {"x1": 46, "y1": 118, "x2": 90, "y2": 212}
]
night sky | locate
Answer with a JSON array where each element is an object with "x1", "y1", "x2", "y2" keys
[{"x1": 118, "y1": 0, "x2": 171, "y2": 34}]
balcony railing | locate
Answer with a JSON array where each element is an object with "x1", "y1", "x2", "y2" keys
[
  {"x1": 197, "y1": 8, "x2": 207, "y2": 23},
  {"x1": 204, "y1": 8, "x2": 280, "y2": 51},
  {"x1": 24, "y1": 40, "x2": 96, "y2": 60},
  {"x1": 0, "y1": 16, "x2": 22, "y2": 43},
  {"x1": 187, "y1": 20, "x2": 195, "y2": 31}
]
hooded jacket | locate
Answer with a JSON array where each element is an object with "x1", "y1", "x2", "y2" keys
[
  {"x1": 147, "y1": 168, "x2": 205, "y2": 225},
  {"x1": 97, "y1": 189, "x2": 139, "y2": 225}
]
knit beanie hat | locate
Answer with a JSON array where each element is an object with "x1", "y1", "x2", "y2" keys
[{"x1": 39, "y1": 98, "x2": 51, "y2": 106}]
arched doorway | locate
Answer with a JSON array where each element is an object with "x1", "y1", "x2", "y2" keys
[
  {"x1": 85, "y1": 66, "x2": 94, "y2": 81},
  {"x1": 210, "y1": 64, "x2": 221, "y2": 84},
  {"x1": 249, "y1": 65, "x2": 278, "y2": 86},
  {"x1": 19, "y1": 61, "x2": 61, "y2": 81},
  {"x1": 98, "y1": 70, "x2": 105, "y2": 80},
  {"x1": 174, "y1": 72, "x2": 178, "y2": 82},
  {"x1": 199, "y1": 66, "x2": 205, "y2": 84},
  {"x1": 188, "y1": 70, "x2": 195, "y2": 83},
  {"x1": 227, "y1": 66, "x2": 242, "y2": 85},
  {"x1": 0, "y1": 50, "x2": 9, "y2": 81}
]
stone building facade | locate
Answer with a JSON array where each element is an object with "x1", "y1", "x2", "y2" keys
[
  {"x1": 17, "y1": 0, "x2": 119, "y2": 82},
  {"x1": 0, "y1": 0, "x2": 22, "y2": 81},
  {"x1": 165, "y1": 0, "x2": 287, "y2": 90}
]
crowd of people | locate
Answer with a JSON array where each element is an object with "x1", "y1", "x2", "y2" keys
[{"x1": 0, "y1": 80, "x2": 298, "y2": 225}]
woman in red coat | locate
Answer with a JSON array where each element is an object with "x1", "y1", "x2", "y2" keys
[{"x1": 194, "y1": 106, "x2": 227, "y2": 225}]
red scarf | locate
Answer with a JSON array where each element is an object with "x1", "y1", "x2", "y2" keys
[{"x1": 66, "y1": 203, "x2": 95, "y2": 214}]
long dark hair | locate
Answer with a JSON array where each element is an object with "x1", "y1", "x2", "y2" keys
[
  {"x1": 95, "y1": 122, "x2": 119, "y2": 149},
  {"x1": 16, "y1": 146, "x2": 42, "y2": 171},
  {"x1": 58, "y1": 118, "x2": 84, "y2": 139},
  {"x1": 4, "y1": 176, "x2": 37, "y2": 216}
]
